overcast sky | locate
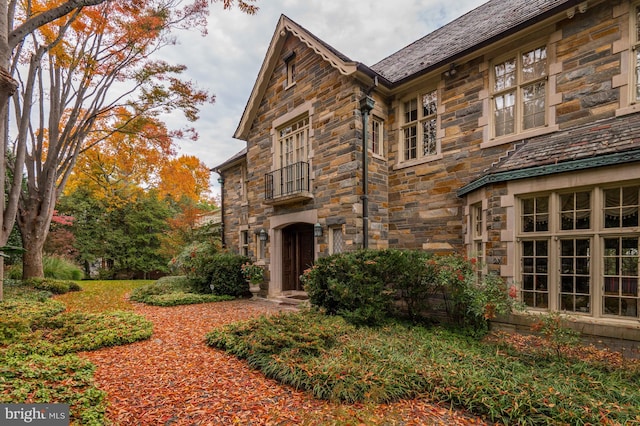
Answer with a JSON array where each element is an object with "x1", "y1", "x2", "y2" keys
[{"x1": 158, "y1": 0, "x2": 488, "y2": 198}]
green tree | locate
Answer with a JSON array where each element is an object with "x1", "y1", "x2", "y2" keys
[
  {"x1": 55, "y1": 187, "x2": 108, "y2": 277},
  {"x1": 104, "y1": 192, "x2": 171, "y2": 279}
]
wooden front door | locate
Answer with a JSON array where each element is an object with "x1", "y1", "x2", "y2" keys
[{"x1": 282, "y1": 223, "x2": 314, "y2": 291}]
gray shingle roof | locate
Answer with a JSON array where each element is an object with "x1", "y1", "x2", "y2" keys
[
  {"x1": 371, "y1": 0, "x2": 575, "y2": 83},
  {"x1": 212, "y1": 147, "x2": 246, "y2": 172},
  {"x1": 495, "y1": 114, "x2": 640, "y2": 173},
  {"x1": 458, "y1": 113, "x2": 640, "y2": 196}
]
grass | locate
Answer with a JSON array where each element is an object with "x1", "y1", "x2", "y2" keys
[
  {"x1": 1, "y1": 280, "x2": 153, "y2": 425},
  {"x1": 55, "y1": 280, "x2": 153, "y2": 312},
  {"x1": 207, "y1": 309, "x2": 640, "y2": 425}
]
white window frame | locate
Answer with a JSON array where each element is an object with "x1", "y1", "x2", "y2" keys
[
  {"x1": 516, "y1": 185, "x2": 640, "y2": 320},
  {"x1": 399, "y1": 89, "x2": 440, "y2": 163},
  {"x1": 471, "y1": 203, "x2": 484, "y2": 264},
  {"x1": 632, "y1": 2, "x2": 640, "y2": 103},
  {"x1": 285, "y1": 53, "x2": 296, "y2": 88},
  {"x1": 491, "y1": 44, "x2": 548, "y2": 139},
  {"x1": 370, "y1": 116, "x2": 384, "y2": 157},
  {"x1": 276, "y1": 115, "x2": 309, "y2": 169},
  {"x1": 241, "y1": 164, "x2": 248, "y2": 205}
]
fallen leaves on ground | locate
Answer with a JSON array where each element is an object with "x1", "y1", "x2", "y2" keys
[{"x1": 81, "y1": 300, "x2": 489, "y2": 425}]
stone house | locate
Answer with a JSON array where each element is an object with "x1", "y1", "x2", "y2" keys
[{"x1": 214, "y1": 0, "x2": 640, "y2": 345}]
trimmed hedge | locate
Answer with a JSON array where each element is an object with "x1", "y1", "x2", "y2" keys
[{"x1": 21, "y1": 278, "x2": 81, "y2": 295}]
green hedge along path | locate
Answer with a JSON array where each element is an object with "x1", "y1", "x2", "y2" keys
[{"x1": 80, "y1": 299, "x2": 488, "y2": 425}]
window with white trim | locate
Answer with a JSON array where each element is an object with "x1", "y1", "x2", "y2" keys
[
  {"x1": 517, "y1": 185, "x2": 640, "y2": 319},
  {"x1": 400, "y1": 90, "x2": 438, "y2": 161},
  {"x1": 492, "y1": 45, "x2": 547, "y2": 138},
  {"x1": 241, "y1": 164, "x2": 248, "y2": 204},
  {"x1": 285, "y1": 54, "x2": 296, "y2": 87},
  {"x1": 278, "y1": 116, "x2": 309, "y2": 168},
  {"x1": 276, "y1": 115, "x2": 309, "y2": 194},
  {"x1": 470, "y1": 203, "x2": 484, "y2": 261},
  {"x1": 370, "y1": 117, "x2": 384, "y2": 156},
  {"x1": 633, "y1": 3, "x2": 640, "y2": 102}
]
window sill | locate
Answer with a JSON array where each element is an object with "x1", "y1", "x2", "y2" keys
[
  {"x1": 285, "y1": 82, "x2": 296, "y2": 90},
  {"x1": 481, "y1": 125, "x2": 559, "y2": 149},
  {"x1": 393, "y1": 153, "x2": 443, "y2": 170},
  {"x1": 616, "y1": 104, "x2": 640, "y2": 117},
  {"x1": 497, "y1": 311, "x2": 640, "y2": 340},
  {"x1": 370, "y1": 151, "x2": 386, "y2": 161}
]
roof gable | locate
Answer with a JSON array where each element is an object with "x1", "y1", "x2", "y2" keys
[{"x1": 233, "y1": 15, "x2": 359, "y2": 140}]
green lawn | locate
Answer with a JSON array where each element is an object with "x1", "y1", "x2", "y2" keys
[{"x1": 55, "y1": 279, "x2": 153, "y2": 312}]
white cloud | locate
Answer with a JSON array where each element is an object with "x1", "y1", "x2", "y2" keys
[{"x1": 158, "y1": 0, "x2": 487, "y2": 197}]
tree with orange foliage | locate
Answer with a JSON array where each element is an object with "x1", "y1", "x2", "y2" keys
[
  {"x1": 6, "y1": 0, "x2": 258, "y2": 280},
  {"x1": 156, "y1": 155, "x2": 211, "y2": 203},
  {"x1": 66, "y1": 112, "x2": 176, "y2": 206}
]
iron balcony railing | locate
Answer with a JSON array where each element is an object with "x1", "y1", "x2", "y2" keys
[{"x1": 265, "y1": 161, "x2": 310, "y2": 201}]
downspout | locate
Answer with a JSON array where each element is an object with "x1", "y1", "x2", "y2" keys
[
  {"x1": 216, "y1": 174, "x2": 225, "y2": 248},
  {"x1": 359, "y1": 85, "x2": 376, "y2": 249}
]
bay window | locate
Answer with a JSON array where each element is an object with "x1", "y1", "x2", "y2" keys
[{"x1": 518, "y1": 185, "x2": 640, "y2": 319}]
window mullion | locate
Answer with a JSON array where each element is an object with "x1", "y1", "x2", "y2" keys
[
  {"x1": 548, "y1": 193, "x2": 558, "y2": 311},
  {"x1": 593, "y1": 187, "x2": 603, "y2": 318}
]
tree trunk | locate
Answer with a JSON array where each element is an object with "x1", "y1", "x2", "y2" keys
[
  {"x1": 21, "y1": 224, "x2": 46, "y2": 279},
  {"x1": 0, "y1": 20, "x2": 19, "y2": 299}
]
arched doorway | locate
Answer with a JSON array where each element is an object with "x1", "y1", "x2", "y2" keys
[{"x1": 281, "y1": 223, "x2": 314, "y2": 291}]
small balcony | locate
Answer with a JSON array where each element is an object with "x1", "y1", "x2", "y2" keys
[{"x1": 264, "y1": 162, "x2": 313, "y2": 205}]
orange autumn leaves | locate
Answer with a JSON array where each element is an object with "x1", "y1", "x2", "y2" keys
[
  {"x1": 66, "y1": 114, "x2": 211, "y2": 204},
  {"x1": 27, "y1": 0, "x2": 214, "y2": 204}
]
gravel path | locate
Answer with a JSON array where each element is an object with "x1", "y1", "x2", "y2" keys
[{"x1": 82, "y1": 299, "x2": 489, "y2": 425}]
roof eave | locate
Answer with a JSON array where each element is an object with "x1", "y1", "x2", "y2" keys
[
  {"x1": 457, "y1": 150, "x2": 640, "y2": 197},
  {"x1": 211, "y1": 149, "x2": 247, "y2": 174},
  {"x1": 387, "y1": 0, "x2": 584, "y2": 88}
]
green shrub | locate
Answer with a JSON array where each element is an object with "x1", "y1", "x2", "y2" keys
[
  {"x1": 170, "y1": 241, "x2": 220, "y2": 286},
  {"x1": 434, "y1": 256, "x2": 520, "y2": 332},
  {"x1": 144, "y1": 292, "x2": 234, "y2": 306},
  {"x1": 301, "y1": 250, "x2": 398, "y2": 325},
  {"x1": 130, "y1": 275, "x2": 196, "y2": 302},
  {"x1": 206, "y1": 252, "x2": 250, "y2": 297},
  {"x1": 302, "y1": 250, "x2": 520, "y2": 330},
  {"x1": 22, "y1": 278, "x2": 81, "y2": 295},
  {"x1": 171, "y1": 243, "x2": 249, "y2": 296},
  {"x1": 130, "y1": 275, "x2": 236, "y2": 306},
  {"x1": 385, "y1": 249, "x2": 440, "y2": 321},
  {"x1": 43, "y1": 256, "x2": 84, "y2": 280}
]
